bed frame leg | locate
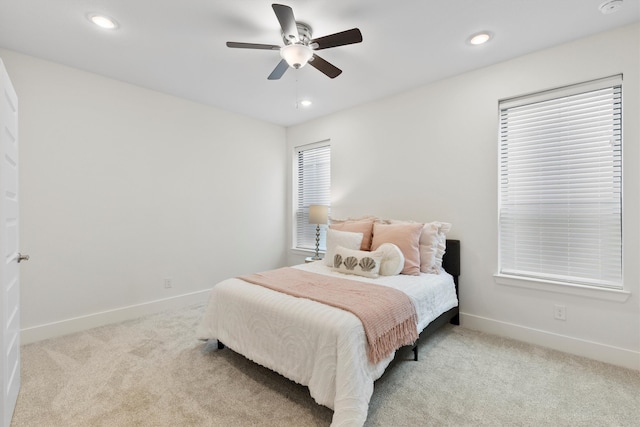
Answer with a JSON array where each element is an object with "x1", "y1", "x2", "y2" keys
[
  {"x1": 450, "y1": 314, "x2": 460, "y2": 326},
  {"x1": 217, "y1": 340, "x2": 225, "y2": 350},
  {"x1": 412, "y1": 341, "x2": 419, "y2": 361}
]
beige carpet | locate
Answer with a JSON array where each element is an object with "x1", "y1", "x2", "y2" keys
[{"x1": 11, "y1": 303, "x2": 640, "y2": 426}]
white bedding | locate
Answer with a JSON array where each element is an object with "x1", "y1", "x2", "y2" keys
[{"x1": 196, "y1": 261, "x2": 458, "y2": 426}]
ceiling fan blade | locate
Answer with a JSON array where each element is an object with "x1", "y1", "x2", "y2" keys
[
  {"x1": 311, "y1": 28, "x2": 363, "y2": 51},
  {"x1": 308, "y1": 54, "x2": 342, "y2": 79},
  {"x1": 267, "y1": 59, "x2": 289, "y2": 80},
  {"x1": 226, "y1": 41, "x2": 280, "y2": 50},
  {"x1": 272, "y1": 4, "x2": 299, "y2": 43}
]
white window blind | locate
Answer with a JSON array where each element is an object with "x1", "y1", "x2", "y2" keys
[
  {"x1": 295, "y1": 143, "x2": 330, "y2": 251},
  {"x1": 499, "y1": 75, "x2": 622, "y2": 289}
]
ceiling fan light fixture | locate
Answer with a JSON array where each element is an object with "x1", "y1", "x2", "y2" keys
[
  {"x1": 280, "y1": 44, "x2": 313, "y2": 69},
  {"x1": 226, "y1": 4, "x2": 361, "y2": 79}
]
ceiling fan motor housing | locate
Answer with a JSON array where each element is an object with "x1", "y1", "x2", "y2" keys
[{"x1": 283, "y1": 23, "x2": 312, "y2": 46}]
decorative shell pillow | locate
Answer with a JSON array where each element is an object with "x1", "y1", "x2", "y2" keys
[{"x1": 332, "y1": 246, "x2": 383, "y2": 278}]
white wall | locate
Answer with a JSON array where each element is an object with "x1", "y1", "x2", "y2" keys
[
  {"x1": 3, "y1": 24, "x2": 638, "y2": 369},
  {"x1": 0, "y1": 49, "x2": 288, "y2": 342},
  {"x1": 286, "y1": 24, "x2": 640, "y2": 369}
]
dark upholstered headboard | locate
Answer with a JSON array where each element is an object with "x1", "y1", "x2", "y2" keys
[
  {"x1": 442, "y1": 239, "x2": 460, "y2": 290},
  {"x1": 414, "y1": 239, "x2": 461, "y2": 351}
]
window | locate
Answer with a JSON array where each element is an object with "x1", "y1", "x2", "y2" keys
[
  {"x1": 498, "y1": 75, "x2": 622, "y2": 289},
  {"x1": 294, "y1": 142, "x2": 330, "y2": 251}
]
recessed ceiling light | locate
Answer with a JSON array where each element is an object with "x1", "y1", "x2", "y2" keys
[
  {"x1": 468, "y1": 31, "x2": 492, "y2": 45},
  {"x1": 299, "y1": 99, "x2": 312, "y2": 108},
  {"x1": 87, "y1": 13, "x2": 119, "y2": 30}
]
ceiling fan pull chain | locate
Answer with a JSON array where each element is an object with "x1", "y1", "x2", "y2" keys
[{"x1": 295, "y1": 72, "x2": 299, "y2": 109}]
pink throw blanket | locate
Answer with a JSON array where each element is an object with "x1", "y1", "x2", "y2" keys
[{"x1": 239, "y1": 267, "x2": 418, "y2": 364}]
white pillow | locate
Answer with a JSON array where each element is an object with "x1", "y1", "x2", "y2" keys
[
  {"x1": 324, "y1": 229, "x2": 364, "y2": 266},
  {"x1": 419, "y1": 222, "x2": 452, "y2": 273},
  {"x1": 376, "y1": 243, "x2": 405, "y2": 276},
  {"x1": 332, "y1": 245, "x2": 383, "y2": 278}
]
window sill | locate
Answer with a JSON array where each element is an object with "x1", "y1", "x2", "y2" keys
[
  {"x1": 493, "y1": 274, "x2": 631, "y2": 302},
  {"x1": 290, "y1": 247, "x2": 325, "y2": 257}
]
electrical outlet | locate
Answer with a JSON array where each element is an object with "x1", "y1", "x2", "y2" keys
[
  {"x1": 164, "y1": 278, "x2": 172, "y2": 289},
  {"x1": 554, "y1": 304, "x2": 566, "y2": 321}
]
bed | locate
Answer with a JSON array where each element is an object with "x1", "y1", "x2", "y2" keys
[{"x1": 197, "y1": 227, "x2": 460, "y2": 427}]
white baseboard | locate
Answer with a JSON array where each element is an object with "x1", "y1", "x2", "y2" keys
[
  {"x1": 21, "y1": 300, "x2": 639, "y2": 370},
  {"x1": 461, "y1": 312, "x2": 640, "y2": 371},
  {"x1": 20, "y1": 289, "x2": 212, "y2": 345}
]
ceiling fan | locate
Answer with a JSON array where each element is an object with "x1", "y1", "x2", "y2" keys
[{"x1": 226, "y1": 4, "x2": 363, "y2": 80}]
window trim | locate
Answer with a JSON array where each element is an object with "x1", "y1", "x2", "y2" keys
[
  {"x1": 493, "y1": 273, "x2": 631, "y2": 302},
  {"x1": 496, "y1": 75, "x2": 624, "y2": 294},
  {"x1": 292, "y1": 140, "x2": 331, "y2": 252},
  {"x1": 499, "y1": 75, "x2": 622, "y2": 110}
]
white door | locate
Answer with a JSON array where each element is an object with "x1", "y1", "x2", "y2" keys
[{"x1": 0, "y1": 58, "x2": 21, "y2": 427}]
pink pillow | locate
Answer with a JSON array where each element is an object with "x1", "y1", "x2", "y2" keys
[
  {"x1": 330, "y1": 218, "x2": 375, "y2": 251},
  {"x1": 371, "y1": 222, "x2": 423, "y2": 275},
  {"x1": 385, "y1": 219, "x2": 452, "y2": 273}
]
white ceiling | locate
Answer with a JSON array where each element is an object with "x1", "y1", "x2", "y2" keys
[{"x1": 0, "y1": 0, "x2": 638, "y2": 127}]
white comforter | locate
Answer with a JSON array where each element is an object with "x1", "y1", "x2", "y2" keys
[{"x1": 196, "y1": 262, "x2": 458, "y2": 426}]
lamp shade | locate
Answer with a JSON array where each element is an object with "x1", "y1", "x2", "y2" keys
[
  {"x1": 280, "y1": 44, "x2": 313, "y2": 69},
  {"x1": 308, "y1": 205, "x2": 328, "y2": 225}
]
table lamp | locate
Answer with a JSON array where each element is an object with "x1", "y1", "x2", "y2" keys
[{"x1": 308, "y1": 205, "x2": 328, "y2": 260}]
